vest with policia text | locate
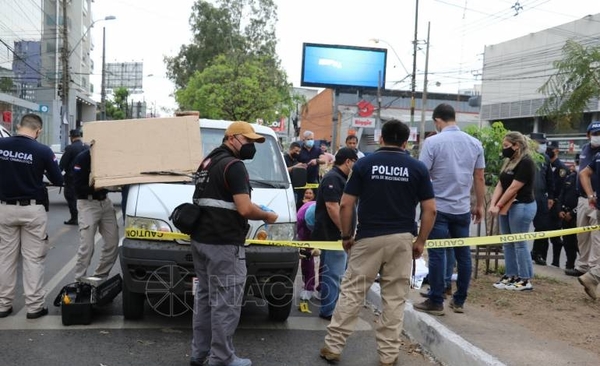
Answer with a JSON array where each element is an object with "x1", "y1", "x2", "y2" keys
[{"x1": 190, "y1": 146, "x2": 249, "y2": 245}]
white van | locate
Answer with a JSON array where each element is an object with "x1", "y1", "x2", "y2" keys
[{"x1": 120, "y1": 119, "x2": 301, "y2": 321}]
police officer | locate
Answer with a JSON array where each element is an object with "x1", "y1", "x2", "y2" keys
[
  {"x1": 546, "y1": 141, "x2": 569, "y2": 267},
  {"x1": 71, "y1": 149, "x2": 119, "y2": 282},
  {"x1": 557, "y1": 165, "x2": 579, "y2": 270},
  {"x1": 0, "y1": 113, "x2": 63, "y2": 319},
  {"x1": 59, "y1": 129, "x2": 88, "y2": 225},
  {"x1": 530, "y1": 133, "x2": 555, "y2": 266},
  {"x1": 189, "y1": 122, "x2": 277, "y2": 366}
]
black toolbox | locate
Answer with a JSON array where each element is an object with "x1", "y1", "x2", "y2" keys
[{"x1": 54, "y1": 274, "x2": 122, "y2": 326}]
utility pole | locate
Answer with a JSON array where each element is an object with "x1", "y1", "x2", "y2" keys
[
  {"x1": 419, "y1": 22, "x2": 431, "y2": 154},
  {"x1": 61, "y1": 0, "x2": 69, "y2": 149},
  {"x1": 100, "y1": 26, "x2": 107, "y2": 120},
  {"x1": 410, "y1": 0, "x2": 420, "y2": 128}
]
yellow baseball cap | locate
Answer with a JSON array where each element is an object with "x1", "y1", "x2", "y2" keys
[{"x1": 225, "y1": 121, "x2": 265, "y2": 143}]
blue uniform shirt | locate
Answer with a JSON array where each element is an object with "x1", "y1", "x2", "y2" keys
[
  {"x1": 577, "y1": 142, "x2": 600, "y2": 196},
  {"x1": 0, "y1": 135, "x2": 63, "y2": 201},
  {"x1": 344, "y1": 146, "x2": 435, "y2": 240},
  {"x1": 72, "y1": 149, "x2": 109, "y2": 198}
]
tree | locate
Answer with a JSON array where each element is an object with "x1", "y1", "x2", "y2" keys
[
  {"x1": 0, "y1": 77, "x2": 13, "y2": 93},
  {"x1": 538, "y1": 40, "x2": 600, "y2": 126},
  {"x1": 176, "y1": 54, "x2": 291, "y2": 122},
  {"x1": 104, "y1": 87, "x2": 130, "y2": 120},
  {"x1": 165, "y1": 0, "x2": 278, "y2": 89}
]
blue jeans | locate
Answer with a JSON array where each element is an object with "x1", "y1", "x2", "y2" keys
[
  {"x1": 445, "y1": 248, "x2": 456, "y2": 288},
  {"x1": 499, "y1": 201, "x2": 537, "y2": 279},
  {"x1": 426, "y1": 211, "x2": 472, "y2": 306},
  {"x1": 319, "y1": 249, "x2": 347, "y2": 317}
]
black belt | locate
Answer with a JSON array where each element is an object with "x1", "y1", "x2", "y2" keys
[
  {"x1": 77, "y1": 194, "x2": 107, "y2": 201},
  {"x1": 1, "y1": 199, "x2": 44, "y2": 206}
]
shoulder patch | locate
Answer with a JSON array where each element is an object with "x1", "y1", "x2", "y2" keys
[{"x1": 559, "y1": 169, "x2": 567, "y2": 178}]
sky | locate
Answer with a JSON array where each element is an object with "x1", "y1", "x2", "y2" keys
[{"x1": 89, "y1": 0, "x2": 600, "y2": 116}]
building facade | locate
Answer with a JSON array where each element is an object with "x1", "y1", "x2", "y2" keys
[{"x1": 481, "y1": 13, "x2": 600, "y2": 160}]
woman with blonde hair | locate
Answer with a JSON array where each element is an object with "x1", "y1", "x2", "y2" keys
[{"x1": 489, "y1": 131, "x2": 537, "y2": 291}]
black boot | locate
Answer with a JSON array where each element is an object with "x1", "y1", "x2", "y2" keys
[{"x1": 64, "y1": 218, "x2": 78, "y2": 225}]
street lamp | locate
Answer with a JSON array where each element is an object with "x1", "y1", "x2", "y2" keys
[
  {"x1": 68, "y1": 15, "x2": 116, "y2": 58},
  {"x1": 369, "y1": 38, "x2": 410, "y2": 77},
  {"x1": 61, "y1": 15, "x2": 115, "y2": 148}
]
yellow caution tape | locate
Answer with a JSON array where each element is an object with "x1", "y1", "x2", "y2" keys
[
  {"x1": 294, "y1": 183, "x2": 319, "y2": 190},
  {"x1": 124, "y1": 225, "x2": 600, "y2": 251},
  {"x1": 299, "y1": 301, "x2": 311, "y2": 313}
]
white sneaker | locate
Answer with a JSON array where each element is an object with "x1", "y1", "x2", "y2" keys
[
  {"x1": 493, "y1": 275, "x2": 514, "y2": 289},
  {"x1": 300, "y1": 290, "x2": 312, "y2": 301},
  {"x1": 505, "y1": 278, "x2": 533, "y2": 291}
]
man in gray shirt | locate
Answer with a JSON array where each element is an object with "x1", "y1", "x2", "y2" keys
[{"x1": 414, "y1": 103, "x2": 486, "y2": 315}]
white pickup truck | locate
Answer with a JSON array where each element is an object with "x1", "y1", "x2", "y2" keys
[{"x1": 120, "y1": 119, "x2": 301, "y2": 321}]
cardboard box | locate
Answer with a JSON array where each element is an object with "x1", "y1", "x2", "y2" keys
[{"x1": 82, "y1": 116, "x2": 202, "y2": 188}]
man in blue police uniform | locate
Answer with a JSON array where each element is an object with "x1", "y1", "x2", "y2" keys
[
  {"x1": 567, "y1": 121, "x2": 600, "y2": 277},
  {"x1": 190, "y1": 122, "x2": 278, "y2": 366},
  {"x1": 311, "y1": 147, "x2": 358, "y2": 320},
  {"x1": 529, "y1": 132, "x2": 555, "y2": 266},
  {"x1": 546, "y1": 141, "x2": 569, "y2": 267},
  {"x1": 71, "y1": 149, "x2": 119, "y2": 282},
  {"x1": 558, "y1": 166, "x2": 579, "y2": 271},
  {"x1": 414, "y1": 103, "x2": 485, "y2": 315},
  {"x1": 59, "y1": 128, "x2": 89, "y2": 225},
  {"x1": 0, "y1": 113, "x2": 63, "y2": 319},
  {"x1": 320, "y1": 120, "x2": 436, "y2": 366}
]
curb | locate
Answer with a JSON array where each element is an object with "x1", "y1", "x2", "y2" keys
[{"x1": 366, "y1": 283, "x2": 505, "y2": 366}]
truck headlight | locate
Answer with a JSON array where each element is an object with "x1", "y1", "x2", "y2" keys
[
  {"x1": 254, "y1": 223, "x2": 295, "y2": 241},
  {"x1": 126, "y1": 216, "x2": 172, "y2": 232}
]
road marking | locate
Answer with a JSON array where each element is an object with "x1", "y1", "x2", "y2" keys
[
  {"x1": 0, "y1": 315, "x2": 372, "y2": 331},
  {"x1": 15, "y1": 211, "x2": 123, "y2": 317}
]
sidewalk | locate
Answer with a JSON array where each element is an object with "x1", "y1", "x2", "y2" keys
[{"x1": 367, "y1": 264, "x2": 599, "y2": 366}]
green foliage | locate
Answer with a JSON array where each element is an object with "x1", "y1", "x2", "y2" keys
[
  {"x1": 105, "y1": 87, "x2": 130, "y2": 120},
  {"x1": 165, "y1": 0, "x2": 279, "y2": 89},
  {"x1": 0, "y1": 77, "x2": 13, "y2": 92},
  {"x1": 538, "y1": 40, "x2": 600, "y2": 122},
  {"x1": 175, "y1": 54, "x2": 292, "y2": 122},
  {"x1": 464, "y1": 121, "x2": 508, "y2": 188}
]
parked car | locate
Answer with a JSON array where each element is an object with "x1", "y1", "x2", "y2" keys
[
  {"x1": 0, "y1": 125, "x2": 10, "y2": 138},
  {"x1": 120, "y1": 119, "x2": 301, "y2": 322}
]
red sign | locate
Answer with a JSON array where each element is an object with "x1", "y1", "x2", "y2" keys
[
  {"x1": 357, "y1": 100, "x2": 374, "y2": 117},
  {"x1": 269, "y1": 118, "x2": 285, "y2": 132}
]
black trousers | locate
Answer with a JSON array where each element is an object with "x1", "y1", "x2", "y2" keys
[
  {"x1": 553, "y1": 216, "x2": 579, "y2": 269},
  {"x1": 532, "y1": 199, "x2": 562, "y2": 260},
  {"x1": 63, "y1": 182, "x2": 78, "y2": 220}
]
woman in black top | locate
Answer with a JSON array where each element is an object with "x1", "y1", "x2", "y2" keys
[{"x1": 489, "y1": 131, "x2": 537, "y2": 291}]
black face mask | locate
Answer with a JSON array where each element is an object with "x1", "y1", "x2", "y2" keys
[
  {"x1": 290, "y1": 152, "x2": 299, "y2": 159},
  {"x1": 546, "y1": 148, "x2": 556, "y2": 159},
  {"x1": 502, "y1": 147, "x2": 515, "y2": 159},
  {"x1": 239, "y1": 142, "x2": 256, "y2": 160}
]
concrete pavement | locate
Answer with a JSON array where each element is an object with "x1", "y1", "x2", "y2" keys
[{"x1": 367, "y1": 264, "x2": 599, "y2": 366}]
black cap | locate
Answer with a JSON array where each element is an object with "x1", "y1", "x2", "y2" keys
[
  {"x1": 548, "y1": 141, "x2": 559, "y2": 149},
  {"x1": 69, "y1": 129, "x2": 82, "y2": 137},
  {"x1": 334, "y1": 147, "x2": 359, "y2": 165},
  {"x1": 529, "y1": 132, "x2": 547, "y2": 143}
]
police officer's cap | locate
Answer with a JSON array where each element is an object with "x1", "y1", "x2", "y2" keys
[
  {"x1": 69, "y1": 129, "x2": 82, "y2": 137},
  {"x1": 547, "y1": 141, "x2": 559, "y2": 149},
  {"x1": 529, "y1": 132, "x2": 547, "y2": 143},
  {"x1": 587, "y1": 121, "x2": 600, "y2": 133}
]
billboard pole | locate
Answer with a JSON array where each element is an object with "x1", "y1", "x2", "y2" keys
[{"x1": 100, "y1": 27, "x2": 107, "y2": 120}]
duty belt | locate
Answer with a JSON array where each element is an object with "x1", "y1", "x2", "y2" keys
[
  {"x1": 78, "y1": 194, "x2": 107, "y2": 201},
  {"x1": 0, "y1": 199, "x2": 44, "y2": 206}
]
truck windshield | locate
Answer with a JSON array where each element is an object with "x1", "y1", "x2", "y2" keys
[{"x1": 200, "y1": 128, "x2": 289, "y2": 187}]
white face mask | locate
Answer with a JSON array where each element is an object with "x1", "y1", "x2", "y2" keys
[
  {"x1": 537, "y1": 144, "x2": 547, "y2": 154},
  {"x1": 591, "y1": 136, "x2": 600, "y2": 147}
]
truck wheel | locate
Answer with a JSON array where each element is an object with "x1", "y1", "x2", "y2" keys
[
  {"x1": 122, "y1": 284, "x2": 145, "y2": 320},
  {"x1": 267, "y1": 293, "x2": 293, "y2": 322}
]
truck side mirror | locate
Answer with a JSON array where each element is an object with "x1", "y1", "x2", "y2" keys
[{"x1": 290, "y1": 167, "x2": 307, "y2": 188}]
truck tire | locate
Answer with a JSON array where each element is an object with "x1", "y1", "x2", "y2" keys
[
  {"x1": 122, "y1": 284, "x2": 145, "y2": 320},
  {"x1": 267, "y1": 293, "x2": 293, "y2": 322}
]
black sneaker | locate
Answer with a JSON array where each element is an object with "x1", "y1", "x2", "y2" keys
[
  {"x1": 533, "y1": 255, "x2": 546, "y2": 266},
  {"x1": 26, "y1": 307, "x2": 48, "y2": 319},
  {"x1": 413, "y1": 299, "x2": 444, "y2": 316},
  {"x1": 0, "y1": 307, "x2": 12, "y2": 318},
  {"x1": 565, "y1": 268, "x2": 585, "y2": 277},
  {"x1": 64, "y1": 218, "x2": 78, "y2": 225}
]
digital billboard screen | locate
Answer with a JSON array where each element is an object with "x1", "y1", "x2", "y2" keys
[{"x1": 301, "y1": 43, "x2": 387, "y2": 89}]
